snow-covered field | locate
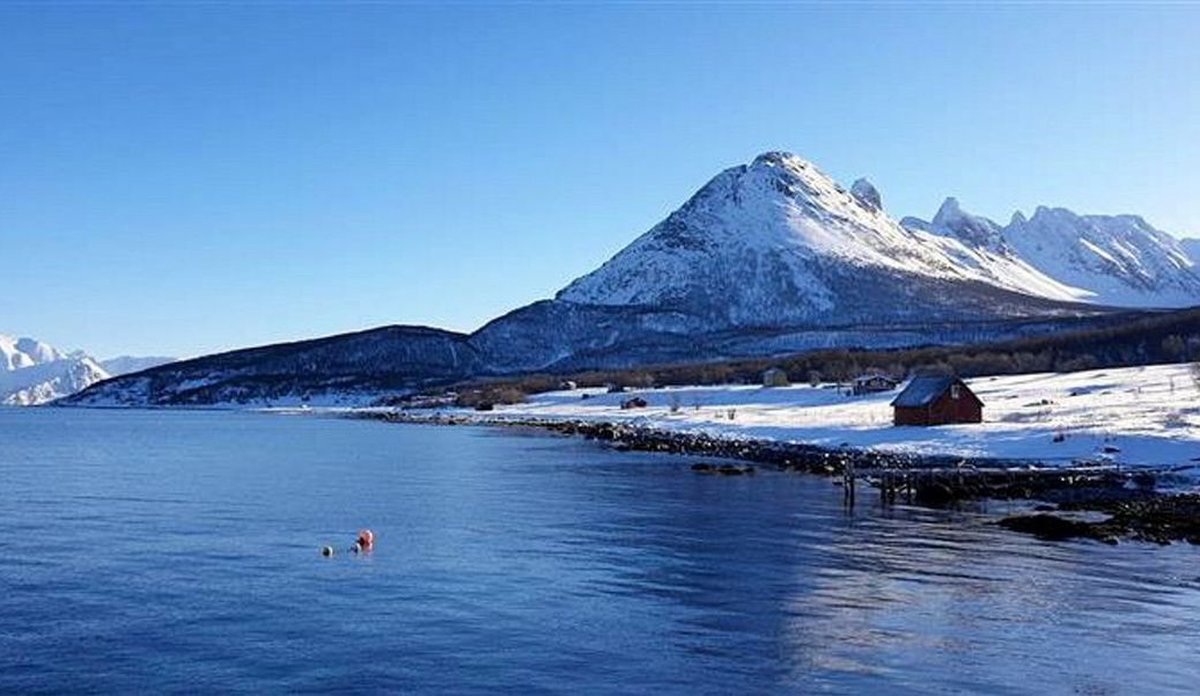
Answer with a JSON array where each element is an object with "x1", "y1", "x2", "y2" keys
[{"x1": 438, "y1": 364, "x2": 1200, "y2": 471}]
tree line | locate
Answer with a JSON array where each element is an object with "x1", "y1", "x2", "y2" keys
[{"x1": 445, "y1": 307, "x2": 1200, "y2": 407}]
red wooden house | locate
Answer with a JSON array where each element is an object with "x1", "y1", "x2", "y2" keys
[{"x1": 891, "y1": 376, "x2": 983, "y2": 426}]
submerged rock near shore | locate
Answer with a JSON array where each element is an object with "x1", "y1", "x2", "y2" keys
[{"x1": 1000, "y1": 495, "x2": 1200, "y2": 545}]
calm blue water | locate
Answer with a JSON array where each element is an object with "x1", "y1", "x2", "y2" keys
[{"x1": 1, "y1": 409, "x2": 1198, "y2": 694}]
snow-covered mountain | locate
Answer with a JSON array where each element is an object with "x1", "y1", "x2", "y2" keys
[
  {"x1": 0, "y1": 334, "x2": 112, "y2": 405},
  {"x1": 557, "y1": 152, "x2": 1093, "y2": 327},
  {"x1": 1, "y1": 335, "x2": 68, "y2": 371},
  {"x1": 64, "y1": 151, "x2": 1197, "y2": 407},
  {"x1": 905, "y1": 200, "x2": 1200, "y2": 308},
  {"x1": 0, "y1": 356, "x2": 110, "y2": 406},
  {"x1": 0, "y1": 334, "x2": 177, "y2": 405}
]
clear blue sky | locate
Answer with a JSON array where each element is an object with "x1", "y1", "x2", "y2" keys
[{"x1": 3, "y1": 2, "x2": 1197, "y2": 358}]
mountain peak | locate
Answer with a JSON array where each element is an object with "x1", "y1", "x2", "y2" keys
[
  {"x1": 1, "y1": 334, "x2": 68, "y2": 371},
  {"x1": 932, "y1": 197, "x2": 965, "y2": 227},
  {"x1": 926, "y1": 198, "x2": 1011, "y2": 254},
  {"x1": 555, "y1": 152, "x2": 1068, "y2": 319},
  {"x1": 750, "y1": 151, "x2": 811, "y2": 170},
  {"x1": 851, "y1": 178, "x2": 882, "y2": 212}
]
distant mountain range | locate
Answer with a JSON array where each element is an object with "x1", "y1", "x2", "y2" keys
[
  {"x1": 903, "y1": 198, "x2": 1200, "y2": 307},
  {"x1": 64, "y1": 152, "x2": 1200, "y2": 407},
  {"x1": 0, "y1": 334, "x2": 174, "y2": 405}
]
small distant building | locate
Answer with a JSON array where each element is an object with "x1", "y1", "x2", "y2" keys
[
  {"x1": 403, "y1": 393, "x2": 458, "y2": 409},
  {"x1": 620, "y1": 396, "x2": 648, "y2": 410},
  {"x1": 762, "y1": 368, "x2": 790, "y2": 388},
  {"x1": 852, "y1": 373, "x2": 900, "y2": 396},
  {"x1": 891, "y1": 376, "x2": 983, "y2": 426},
  {"x1": 606, "y1": 383, "x2": 627, "y2": 394}
]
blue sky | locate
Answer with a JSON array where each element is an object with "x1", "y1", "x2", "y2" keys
[{"x1": 2, "y1": 3, "x2": 1197, "y2": 358}]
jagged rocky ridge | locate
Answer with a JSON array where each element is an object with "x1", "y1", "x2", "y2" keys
[
  {"x1": 64, "y1": 152, "x2": 1200, "y2": 406},
  {"x1": 904, "y1": 198, "x2": 1200, "y2": 307}
]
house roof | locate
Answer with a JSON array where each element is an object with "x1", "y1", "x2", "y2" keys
[
  {"x1": 854, "y1": 373, "x2": 897, "y2": 383},
  {"x1": 891, "y1": 376, "x2": 959, "y2": 407}
]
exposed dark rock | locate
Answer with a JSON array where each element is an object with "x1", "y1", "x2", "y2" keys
[
  {"x1": 1000, "y1": 495, "x2": 1200, "y2": 545},
  {"x1": 997, "y1": 514, "x2": 1096, "y2": 541}
]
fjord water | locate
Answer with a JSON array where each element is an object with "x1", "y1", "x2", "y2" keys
[{"x1": 2, "y1": 410, "x2": 1197, "y2": 694}]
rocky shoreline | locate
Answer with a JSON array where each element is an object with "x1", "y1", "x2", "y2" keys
[{"x1": 349, "y1": 410, "x2": 1199, "y2": 546}]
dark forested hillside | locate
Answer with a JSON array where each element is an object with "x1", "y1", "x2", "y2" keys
[{"x1": 445, "y1": 307, "x2": 1200, "y2": 404}]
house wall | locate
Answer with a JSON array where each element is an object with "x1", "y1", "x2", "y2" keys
[
  {"x1": 893, "y1": 406, "x2": 931, "y2": 426},
  {"x1": 926, "y1": 391, "x2": 983, "y2": 425},
  {"x1": 893, "y1": 385, "x2": 983, "y2": 426}
]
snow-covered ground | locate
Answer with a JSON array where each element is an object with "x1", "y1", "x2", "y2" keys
[{"x1": 425, "y1": 364, "x2": 1200, "y2": 472}]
